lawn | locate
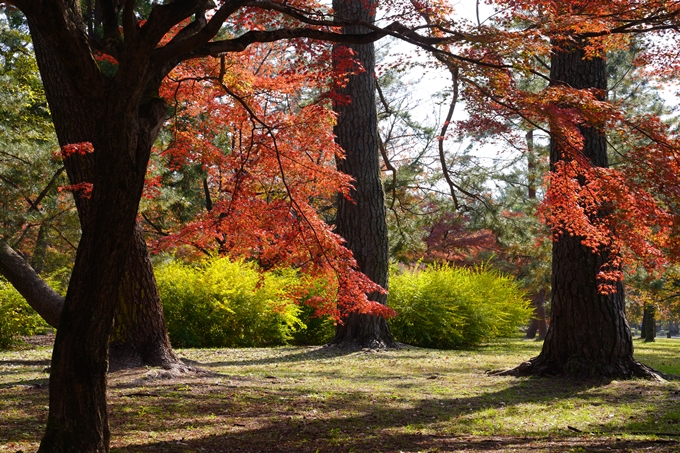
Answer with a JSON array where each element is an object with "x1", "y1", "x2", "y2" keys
[{"x1": 1, "y1": 336, "x2": 680, "y2": 452}]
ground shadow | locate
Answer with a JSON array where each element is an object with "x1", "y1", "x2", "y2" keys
[
  {"x1": 103, "y1": 376, "x2": 680, "y2": 452},
  {"x1": 183, "y1": 345, "x2": 367, "y2": 368}
]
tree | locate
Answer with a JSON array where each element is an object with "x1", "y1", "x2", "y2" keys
[
  {"x1": 4, "y1": 3, "x2": 443, "y2": 450},
  {"x1": 437, "y1": 0, "x2": 680, "y2": 379},
  {"x1": 502, "y1": 37, "x2": 659, "y2": 378},
  {"x1": 0, "y1": 11, "x2": 180, "y2": 370},
  {"x1": 144, "y1": 42, "x2": 392, "y2": 325},
  {"x1": 329, "y1": 0, "x2": 397, "y2": 349}
]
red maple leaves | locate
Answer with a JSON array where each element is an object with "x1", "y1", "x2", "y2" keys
[{"x1": 145, "y1": 39, "x2": 393, "y2": 320}]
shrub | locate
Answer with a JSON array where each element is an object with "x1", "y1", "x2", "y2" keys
[
  {"x1": 156, "y1": 256, "x2": 306, "y2": 348},
  {"x1": 0, "y1": 277, "x2": 51, "y2": 349},
  {"x1": 388, "y1": 263, "x2": 531, "y2": 349},
  {"x1": 289, "y1": 276, "x2": 336, "y2": 345}
]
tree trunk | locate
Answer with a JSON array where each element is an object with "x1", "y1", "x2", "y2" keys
[
  {"x1": 24, "y1": 15, "x2": 171, "y2": 450},
  {"x1": 29, "y1": 23, "x2": 179, "y2": 371},
  {"x1": 644, "y1": 303, "x2": 656, "y2": 342},
  {"x1": 525, "y1": 289, "x2": 547, "y2": 340},
  {"x1": 329, "y1": 0, "x2": 396, "y2": 349},
  {"x1": 503, "y1": 39, "x2": 657, "y2": 379},
  {"x1": 36, "y1": 86, "x2": 168, "y2": 453},
  {"x1": 109, "y1": 224, "x2": 180, "y2": 370},
  {"x1": 524, "y1": 130, "x2": 548, "y2": 341}
]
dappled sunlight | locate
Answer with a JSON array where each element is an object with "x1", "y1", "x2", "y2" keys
[{"x1": 2, "y1": 340, "x2": 680, "y2": 452}]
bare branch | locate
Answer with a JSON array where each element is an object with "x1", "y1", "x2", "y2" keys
[
  {"x1": 30, "y1": 168, "x2": 66, "y2": 212},
  {"x1": 438, "y1": 65, "x2": 461, "y2": 210}
]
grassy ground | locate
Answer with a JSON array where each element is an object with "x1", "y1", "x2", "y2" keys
[{"x1": 1, "y1": 336, "x2": 680, "y2": 452}]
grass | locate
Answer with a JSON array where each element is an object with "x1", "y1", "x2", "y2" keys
[{"x1": 1, "y1": 337, "x2": 680, "y2": 452}]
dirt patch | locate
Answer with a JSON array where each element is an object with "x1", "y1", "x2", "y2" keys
[{"x1": 20, "y1": 333, "x2": 55, "y2": 347}]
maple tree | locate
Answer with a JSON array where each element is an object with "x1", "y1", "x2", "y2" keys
[
  {"x1": 468, "y1": 0, "x2": 680, "y2": 378},
  {"x1": 381, "y1": 0, "x2": 680, "y2": 376},
  {"x1": 2, "y1": 2, "x2": 453, "y2": 451},
  {"x1": 145, "y1": 40, "x2": 392, "y2": 324}
]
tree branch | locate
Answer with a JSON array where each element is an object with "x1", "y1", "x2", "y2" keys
[
  {"x1": 141, "y1": 0, "x2": 216, "y2": 52},
  {"x1": 23, "y1": 7, "x2": 103, "y2": 91},
  {"x1": 31, "y1": 168, "x2": 66, "y2": 212},
  {"x1": 0, "y1": 241, "x2": 63, "y2": 328}
]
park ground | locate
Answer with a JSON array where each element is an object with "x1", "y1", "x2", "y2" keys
[{"x1": 2, "y1": 337, "x2": 680, "y2": 452}]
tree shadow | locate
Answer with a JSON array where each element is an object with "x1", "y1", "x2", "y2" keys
[
  {"x1": 103, "y1": 376, "x2": 680, "y2": 452},
  {"x1": 4, "y1": 347, "x2": 679, "y2": 452},
  {"x1": 181, "y1": 345, "x2": 361, "y2": 368},
  {"x1": 0, "y1": 358, "x2": 50, "y2": 367}
]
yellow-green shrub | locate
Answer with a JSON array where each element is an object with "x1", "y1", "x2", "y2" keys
[
  {"x1": 156, "y1": 257, "x2": 305, "y2": 347},
  {"x1": 388, "y1": 264, "x2": 531, "y2": 348},
  {"x1": 289, "y1": 275, "x2": 336, "y2": 345},
  {"x1": 0, "y1": 278, "x2": 50, "y2": 348}
]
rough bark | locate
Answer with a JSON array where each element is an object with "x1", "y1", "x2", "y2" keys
[
  {"x1": 109, "y1": 224, "x2": 180, "y2": 371},
  {"x1": 0, "y1": 241, "x2": 63, "y2": 328},
  {"x1": 24, "y1": 12, "x2": 171, "y2": 451},
  {"x1": 328, "y1": 0, "x2": 396, "y2": 350},
  {"x1": 38, "y1": 112, "x2": 155, "y2": 451},
  {"x1": 29, "y1": 23, "x2": 179, "y2": 371},
  {"x1": 502, "y1": 39, "x2": 659, "y2": 379}
]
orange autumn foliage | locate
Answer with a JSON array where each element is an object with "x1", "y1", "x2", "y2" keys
[
  {"x1": 147, "y1": 40, "x2": 393, "y2": 321},
  {"x1": 411, "y1": 0, "x2": 680, "y2": 290}
]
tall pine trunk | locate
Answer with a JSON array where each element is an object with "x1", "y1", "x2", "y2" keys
[
  {"x1": 643, "y1": 303, "x2": 656, "y2": 342},
  {"x1": 27, "y1": 17, "x2": 171, "y2": 450},
  {"x1": 329, "y1": 0, "x2": 396, "y2": 349},
  {"x1": 505, "y1": 40, "x2": 656, "y2": 378},
  {"x1": 30, "y1": 24, "x2": 179, "y2": 371}
]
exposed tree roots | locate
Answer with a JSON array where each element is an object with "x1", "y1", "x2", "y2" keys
[
  {"x1": 325, "y1": 337, "x2": 403, "y2": 351},
  {"x1": 493, "y1": 355, "x2": 667, "y2": 381}
]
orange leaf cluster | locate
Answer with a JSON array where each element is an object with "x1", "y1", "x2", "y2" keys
[{"x1": 146, "y1": 38, "x2": 393, "y2": 321}]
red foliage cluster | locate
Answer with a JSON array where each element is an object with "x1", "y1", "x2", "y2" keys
[
  {"x1": 59, "y1": 142, "x2": 94, "y2": 158},
  {"x1": 428, "y1": 0, "x2": 680, "y2": 292},
  {"x1": 147, "y1": 39, "x2": 394, "y2": 321},
  {"x1": 422, "y1": 213, "x2": 499, "y2": 266}
]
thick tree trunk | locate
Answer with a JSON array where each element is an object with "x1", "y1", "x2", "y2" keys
[
  {"x1": 25, "y1": 15, "x2": 172, "y2": 450},
  {"x1": 329, "y1": 0, "x2": 396, "y2": 349},
  {"x1": 37, "y1": 90, "x2": 168, "y2": 452},
  {"x1": 109, "y1": 224, "x2": 180, "y2": 370},
  {"x1": 29, "y1": 24, "x2": 179, "y2": 370},
  {"x1": 503, "y1": 40, "x2": 657, "y2": 379}
]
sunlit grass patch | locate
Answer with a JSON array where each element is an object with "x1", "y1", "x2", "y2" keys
[{"x1": 1, "y1": 337, "x2": 680, "y2": 452}]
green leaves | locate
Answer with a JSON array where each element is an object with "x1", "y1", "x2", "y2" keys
[
  {"x1": 156, "y1": 256, "x2": 306, "y2": 348},
  {"x1": 388, "y1": 263, "x2": 532, "y2": 349},
  {"x1": 0, "y1": 276, "x2": 51, "y2": 348}
]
